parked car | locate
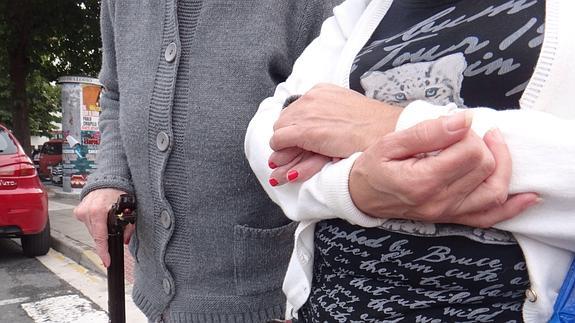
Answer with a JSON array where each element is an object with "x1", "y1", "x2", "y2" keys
[
  {"x1": 31, "y1": 148, "x2": 41, "y2": 170},
  {"x1": 0, "y1": 123, "x2": 50, "y2": 257},
  {"x1": 38, "y1": 139, "x2": 63, "y2": 180},
  {"x1": 50, "y1": 162, "x2": 63, "y2": 186}
]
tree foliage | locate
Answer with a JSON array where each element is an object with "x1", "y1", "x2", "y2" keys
[{"x1": 0, "y1": 0, "x2": 101, "y2": 151}]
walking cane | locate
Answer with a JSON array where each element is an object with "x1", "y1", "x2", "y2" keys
[{"x1": 107, "y1": 194, "x2": 137, "y2": 323}]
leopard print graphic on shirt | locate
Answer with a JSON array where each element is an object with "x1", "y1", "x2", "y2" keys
[{"x1": 360, "y1": 52, "x2": 467, "y2": 107}]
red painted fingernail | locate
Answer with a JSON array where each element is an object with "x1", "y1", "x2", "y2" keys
[
  {"x1": 124, "y1": 236, "x2": 131, "y2": 245},
  {"x1": 269, "y1": 178, "x2": 279, "y2": 186},
  {"x1": 269, "y1": 161, "x2": 277, "y2": 169},
  {"x1": 287, "y1": 170, "x2": 299, "y2": 182}
]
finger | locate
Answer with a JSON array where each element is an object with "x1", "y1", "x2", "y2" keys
[
  {"x1": 90, "y1": 214, "x2": 111, "y2": 267},
  {"x1": 381, "y1": 111, "x2": 472, "y2": 160},
  {"x1": 284, "y1": 152, "x2": 332, "y2": 183},
  {"x1": 421, "y1": 131, "x2": 491, "y2": 187},
  {"x1": 269, "y1": 125, "x2": 305, "y2": 152},
  {"x1": 124, "y1": 223, "x2": 135, "y2": 245},
  {"x1": 450, "y1": 128, "x2": 510, "y2": 214},
  {"x1": 269, "y1": 147, "x2": 304, "y2": 169},
  {"x1": 273, "y1": 101, "x2": 300, "y2": 131},
  {"x1": 269, "y1": 152, "x2": 304, "y2": 186},
  {"x1": 481, "y1": 128, "x2": 512, "y2": 189},
  {"x1": 94, "y1": 235, "x2": 110, "y2": 267},
  {"x1": 454, "y1": 193, "x2": 540, "y2": 228}
]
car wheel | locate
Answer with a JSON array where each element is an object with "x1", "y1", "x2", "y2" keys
[{"x1": 21, "y1": 219, "x2": 51, "y2": 257}]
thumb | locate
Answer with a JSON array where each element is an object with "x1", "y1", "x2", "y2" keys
[{"x1": 382, "y1": 111, "x2": 473, "y2": 159}]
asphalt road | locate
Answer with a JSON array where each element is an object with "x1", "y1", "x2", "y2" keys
[{"x1": 0, "y1": 239, "x2": 107, "y2": 323}]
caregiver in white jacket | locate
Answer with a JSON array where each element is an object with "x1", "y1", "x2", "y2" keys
[{"x1": 245, "y1": 0, "x2": 575, "y2": 322}]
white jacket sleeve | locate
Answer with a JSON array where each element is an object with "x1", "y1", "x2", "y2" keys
[
  {"x1": 396, "y1": 101, "x2": 575, "y2": 252},
  {"x1": 245, "y1": 0, "x2": 385, "y2": 228}
]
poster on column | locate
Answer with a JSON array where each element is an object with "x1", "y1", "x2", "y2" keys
[{"x1": 58, "y1": 76, "x2": 102, "y2": 191}]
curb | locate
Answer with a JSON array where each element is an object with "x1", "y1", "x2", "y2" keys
[
  {"x1": 52, "y1": 189, "x2": 81, "y2": 200},
  {"x1": 43, "y1": 182, "x2": 81, "y2": 200},
  {"x1": 50, "y1": 230, "x2": 106, "y2": 276}
]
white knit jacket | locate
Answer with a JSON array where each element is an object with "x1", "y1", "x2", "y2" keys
[{"x1": 245, "y1": 1, "x2": 575, "y2": 322}]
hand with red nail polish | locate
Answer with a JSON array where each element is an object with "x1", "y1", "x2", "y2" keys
[
  {"x1": 266, "y1": 84, "x2": 403, "y2": 187},
  {"x1": 268, "y1": 150, "x2": 332, "y2": 186}
]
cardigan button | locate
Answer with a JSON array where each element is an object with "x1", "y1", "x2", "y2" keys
[
  {"x1": 156, "y1": 131, "x2": 170, "y2": 152},
  {"x1": 162, "y1": 278, "x2": 172, "y2": 295},
  {"x1": 164, "y1": 42, "x2": 177, "y2": 63},
  {"x1": 160, "y1": 210, "x2": 171, "y2": 229},
  {"x1": 525, "y1": 288, "x2": 537, "y2": 302}
]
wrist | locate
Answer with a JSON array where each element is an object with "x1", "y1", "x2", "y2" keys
[
  {"x1": 364, "y1": 100, "x2": 402, "y2": 149},
  {"x1": 349, "y1": 153, "x2": 380, "y2": 217}
]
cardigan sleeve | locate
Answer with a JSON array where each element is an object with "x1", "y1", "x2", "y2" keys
[
  {"x1": 81, "y1": 0, "x2": 134, "y2": 199},
  {"x1": 245, "y1": 0, "x2": 385, "y2": 228}
]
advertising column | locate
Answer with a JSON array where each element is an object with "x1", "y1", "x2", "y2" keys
[{"x1": 57, "y1": 76, "x2": 102, "y2": 193}]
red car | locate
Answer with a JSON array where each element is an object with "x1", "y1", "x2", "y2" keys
[
  {"x1": 38, "y1": 139, "x2": 63, "y2": 180},
  {"x1": 0, "y1": 123, "x2": 50, "y2": 257}
]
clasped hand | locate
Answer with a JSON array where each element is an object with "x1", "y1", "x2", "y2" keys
[
  {"x1": 267, "y1": 84, "x2": 539, "y2": 227},
  {"x1": 74, "y1": 188, "x2": 134, "y2": 267}
]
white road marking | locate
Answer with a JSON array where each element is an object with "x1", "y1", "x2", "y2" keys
[
  {"x1": 37, "y1": 249, "x2": 147, "y2": 323},
  {"x1": 0, "y1": 297, "x2": 30, "y2": 306},
  {"x1": 21, "y1": 294, "x2": 108, "y2": 323},
  {"x1": 48, "y1": 200, "x2": 76, "y2": 211}
]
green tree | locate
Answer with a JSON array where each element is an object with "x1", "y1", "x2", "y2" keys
[{"x1": 0, "y1": 0, "x2": 101, "y2": 153}]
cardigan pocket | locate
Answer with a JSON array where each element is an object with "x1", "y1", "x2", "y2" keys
[{"x1": 233, "y1": 221, "x2": 298, "y2": 296}]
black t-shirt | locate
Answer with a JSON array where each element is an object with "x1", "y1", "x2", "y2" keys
[
  {"x1": 301, "y1": 1, "x2": 544, "y2": 322},
  {"x1": 350, "y1": 0, "x2": 544, "y2": 109},
  {"x1": 302, "y1": 219, "x2": 530, "y2": 323}
]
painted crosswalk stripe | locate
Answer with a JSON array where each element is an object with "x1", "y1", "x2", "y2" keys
[
  {"x1": 21, "y1": 294, "x2": 107, "y2": 323},
  {"x1": 0, "y1": 297, "x2": 30, "y2": 306}
]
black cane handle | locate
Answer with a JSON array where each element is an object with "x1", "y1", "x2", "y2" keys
[{"x1": 107, "y1": 194, "x2": 137, "y2": 234}]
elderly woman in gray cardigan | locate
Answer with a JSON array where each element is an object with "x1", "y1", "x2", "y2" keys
[{"x1": 73, "y1": 0, "x2": 342, "y2": 322}]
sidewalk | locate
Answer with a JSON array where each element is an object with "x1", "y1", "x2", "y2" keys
[{"x1": 44, "y1": 183, "x2": 142, "y2": 321}]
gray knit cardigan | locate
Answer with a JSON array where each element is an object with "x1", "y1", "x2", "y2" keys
[{"x1": 81, "y1": 0, "x2": 340, "y2": 322}]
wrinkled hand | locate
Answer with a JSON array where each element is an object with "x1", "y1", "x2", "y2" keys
[
  {"x1": 73, "y1": 188, "x2": 129, "y2": 267},
  {"x1": 270, "y1": 83, "x2": 402, "y2": 157},
  {"x1": 349, "y1": 112, "x2": 539, "y2": 227}
]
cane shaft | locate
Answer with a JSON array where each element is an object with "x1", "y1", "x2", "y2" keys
[
  {"x1": 106, "y1": 194, "x2": 136, "y2": 323},
  {"x1": 108, "y1": 230, "x2": 126, "y2": 323}
]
